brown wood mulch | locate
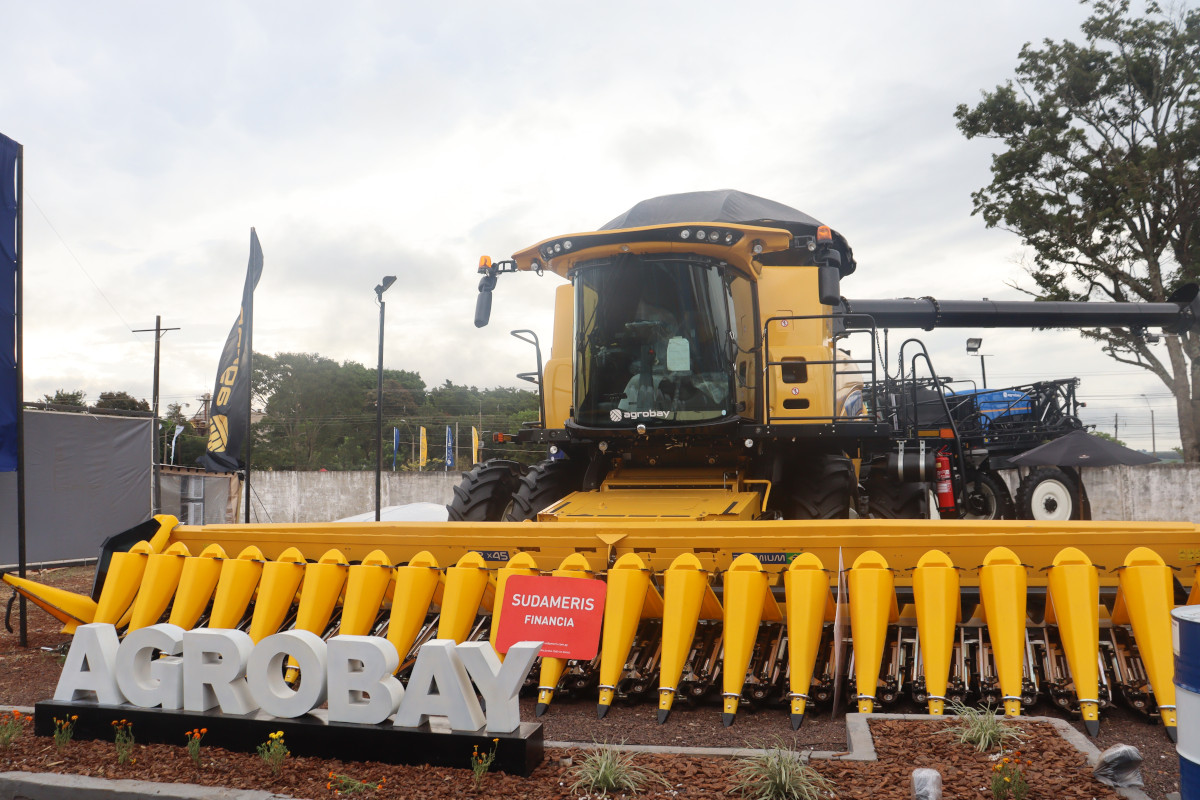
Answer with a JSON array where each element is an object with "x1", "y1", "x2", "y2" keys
[{"x1": 0, "y1": 713, "x2": 1126, "y2": 799}]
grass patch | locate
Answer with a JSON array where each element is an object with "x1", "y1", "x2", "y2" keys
[
  {"x1": 567, "y1": 743, "x2": 669, "y2": 796},
  {"x1": 943, "y1": 701, "x2": 1024, "y2": 752},
  {"x1": 731, "y1": 741, "x2": 833, "y2": 800}
]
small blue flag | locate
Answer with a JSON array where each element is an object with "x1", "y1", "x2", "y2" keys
[{"x1": 445, "y1": 425, "x2": 455, "y2": 470}]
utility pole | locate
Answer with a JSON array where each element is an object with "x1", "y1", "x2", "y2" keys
[
  {"x1": 1114, "y1": 413, "x2": 1119, "y2": 441},
  {"x1": 133, "y1": 315, "x2": 179, "y2": 514}
]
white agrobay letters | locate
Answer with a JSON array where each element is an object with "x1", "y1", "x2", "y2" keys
[{"x1": 55, "y1": 623, "x2": 541, "y2": 733}]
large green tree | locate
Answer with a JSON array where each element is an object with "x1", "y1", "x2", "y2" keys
[
  {"x1": 955, "y1": 0, "x2": 1200, "y2": 460},
  {"x1": 96, "y1": 391, "x2": 151, "y2": 412}
]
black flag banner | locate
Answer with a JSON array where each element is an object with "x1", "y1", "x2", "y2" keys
[{"x1": 197, "y1": 230, "x2": 263, "y2": 473}]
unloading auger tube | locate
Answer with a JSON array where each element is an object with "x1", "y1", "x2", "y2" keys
[
  {"x1": 7, "y1": 513, "x2": 1200, "y2": 740},
  {"x1": 839, "y1": 284, "x2": 1200, "y2": 334}
]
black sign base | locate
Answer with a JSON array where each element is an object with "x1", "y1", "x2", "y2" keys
[{"x1": 34, "y1": 700, "x2": 544, "y2": 776}]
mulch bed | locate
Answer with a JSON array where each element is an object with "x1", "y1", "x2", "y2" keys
[
  {"x1": 0, "y1": 566, "x2": 1179, "y2": 798},
  {"x1": 0, "y1": 714, "x2": 1124, "y2": 799}
]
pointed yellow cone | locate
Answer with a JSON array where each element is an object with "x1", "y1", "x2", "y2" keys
[
  {"x1": 489, "y1": 552, "x2": 540, "y2": 661},
  {"x1": 658, "y1": 553, "x2": 720, "y2": 723},
  {"x1": 536, "y1": 553, "x2": 594, "y2": 716},
  {"x1": 848, "y1": 550, "x2": 898, "y2": 714},
  {"x1": 598, "y1": 553, "x2": 653, "y2": 716},
  {"x1": 386, "y1": 551, "x2": 440, "y2": 669},
  {"x1": 722, "y1": 553, "x2": 770, "y2": 725},
  {"x1": 168, "y1": 544, "x2": 227, "y2": 630},
  {"x1": 208, "y1": 545, "x2": 264, "y2": 629},
  {"x1": 94, "y1": 541, "x2": 154, "y2": 625},
  {"x1": 339, "y1": 550, "x2": 393, "y2": 636},
  {"x1": 128, "y1": 542, "x2": 191, "y2": 632},
  {"x1": 1047, "y1": 547, "x2": 1101, "y2": 735},
  {"x1": 248, "y1": 547, "x2": 306, "y2": 643},
  {"x1": 979, "y1": 546, "x2": 1028, "y2": 717},
  {"x1": 437, "y1": 552, "x2": 492, "y2": 643},
  {"x1": 1, "y1": 572, "x2": 97, "y2": 633},
  {"x1": 1114, "y1": 547, "x2": 1177, "y2": 738},
  {"x1": 913, "y1": 550, "x2": 959, "y2": 716},
  {"x1": 784, "y1": 553, "x2": 830, "y2": 727}
]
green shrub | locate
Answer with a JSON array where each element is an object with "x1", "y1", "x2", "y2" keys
[
  {"x1": 943, "y1": 701, "x2": 1023, "y2": 752},
  {"x1": 731, "y1": 744, "x2": 834, "y2": 800},
  {"x1": 567, "y1": 744, "x2": 669, "y2": 796}
]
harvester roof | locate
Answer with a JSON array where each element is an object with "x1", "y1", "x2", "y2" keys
[{"x1": 600, "y1": 189, "x2": 856, "y2": 275}]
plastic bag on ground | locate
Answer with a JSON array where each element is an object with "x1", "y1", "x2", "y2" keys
[
  {"x1": 1092, "y1": 744, "x2": 1144, "y2": 788},
  {"x1": 911, "y1": 767, "x2": 942, "y2": 800}
]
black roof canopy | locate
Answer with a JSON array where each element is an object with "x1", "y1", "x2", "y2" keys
[{"x1": 600, "y1": 189, "x2": 856, "y2": 274}]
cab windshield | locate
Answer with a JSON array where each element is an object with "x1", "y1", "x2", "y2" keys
[{"x1": 573, "y1": 255, "x2": 738, "y2": 428}]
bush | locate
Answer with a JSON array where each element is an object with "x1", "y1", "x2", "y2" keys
[
  {"x1": 943, "y1": 701, "x2": 1023, "y2": 753},
  {"x1": 567, "y1": 744, "x2": 669, "y2": 796},
  {"x1": 731, "y1": 743, "x2": 834, "y2": 800}
]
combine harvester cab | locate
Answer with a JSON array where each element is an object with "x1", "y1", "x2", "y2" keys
[{"x1": 8, "y1": 190, "x2": 1200, "y2": 741}]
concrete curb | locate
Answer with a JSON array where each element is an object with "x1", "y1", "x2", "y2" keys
[{"x1": 0, "y1": 772, "x2": 292, "y2": 800}]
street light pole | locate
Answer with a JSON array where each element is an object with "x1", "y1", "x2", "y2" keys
[
  {"x1": 374, "y1": 276, "x2": 397, "y2": 522},
  {"x1": 965, "y1": 337, "x2": 989, "y2": 389}
]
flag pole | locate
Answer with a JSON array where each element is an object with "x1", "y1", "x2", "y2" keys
[
  {"x1": 13, "y1": 142, "x2": 26, "y2": 646},
  {"x1": 243, "y1": 228, "x2": 256, "y2": 524}
]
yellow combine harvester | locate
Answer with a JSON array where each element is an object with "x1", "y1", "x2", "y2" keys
[{"x1": 6, "y1": 190, "x2": 1200, "y2": 741}]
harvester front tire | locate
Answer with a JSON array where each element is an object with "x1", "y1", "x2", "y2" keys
[
  {"x1": 784, "y1": 456, "x2": 854, "y2": 519},
  {"x1": 446, "y1": 459, "x2": 527, "y2": 521},
  {"x1": 506, "y1": 458, "x2": 583, "y2": 521},
  {"x1": 1016, "y1": 467, "x2": 1080, "y2": 521},
  {"x1": 961, "y1": 470, "x2": 1015, "y2": 520},
  {"x1": 865, "y1": 475, "x2": 927, "y2": 519}
]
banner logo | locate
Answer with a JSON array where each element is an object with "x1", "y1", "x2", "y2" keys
[{"x1": 207, "y1": 415, "x2": 230, "y2": 453}]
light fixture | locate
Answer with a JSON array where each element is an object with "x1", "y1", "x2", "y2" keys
[{"x1": 965, "y1": 338, "x2": 982, "y2": 353}]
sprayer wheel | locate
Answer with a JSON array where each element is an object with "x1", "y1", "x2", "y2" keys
[
  {"x1": 446, "y1": 459, "x2": 527, "y2": 521},
  {"x1": 961, "y1": 470, "x2": 1015, "y2": 520},
  {"x1": 1016, "y1": 467, "x2": 1081, "y2": 521},
  {"x1": 784, "y1": 456, "x2": 855, "y2": 519},
  {"x1": 866, "y1": 475, "x2": 928, "y2": 519},
  {"x1": 505, "y1": 458, "x2": 584, "y2": 521}
]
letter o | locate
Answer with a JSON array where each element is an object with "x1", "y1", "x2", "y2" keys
[{"x1": 245, "y1": 631, "x2": 328, "y2": 718}]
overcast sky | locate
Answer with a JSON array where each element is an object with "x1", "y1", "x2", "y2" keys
[{"x1": 1, "y1": 1, "x2": 1182, "y2": 450}]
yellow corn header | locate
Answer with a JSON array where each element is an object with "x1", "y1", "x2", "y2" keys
[{"x1": 7, "y1": 514, "x2": 1196, "y2": 740}]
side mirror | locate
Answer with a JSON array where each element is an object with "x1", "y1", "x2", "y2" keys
[
  {"x1": 475, "y1": 289, "x2": 493, "y2": 328},
  {"x1": 475, "y1": 273, "x2": 498, "y2": 328},
  {"x1": 818, "y1": 266, "x2": 841, "y2": 307}
]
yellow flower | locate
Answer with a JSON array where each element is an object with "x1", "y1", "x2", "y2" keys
[
  {"x1": 1004, "y1": 777, "x2": 1011, "y2": 783},
  {"x1": 1002, "y1": 757, "x2": 1010, "y2": 763}
]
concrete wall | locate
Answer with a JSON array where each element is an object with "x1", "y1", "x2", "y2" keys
[
  {"x1": 1078, "y1": 464, "x2": 1200, "y2": 523},
  {"x1": 248, "y1": 465, "x2": 1200, "y2": 524},
  {"x1": 248, "y1": 470, "x2": 461, "y2": 523}
]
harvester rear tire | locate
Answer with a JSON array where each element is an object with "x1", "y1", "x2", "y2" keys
[
  {"x1": 784, "y1": 456, "x2": 854, "y2": 519},
  {"x1": 446, "y1": 459, "x2": 527, "y2": 521},
  {"x1": 865, "y1": 475, "x2": 927, "y2": 519},
  {"x1": 1016, "y1": 467, "x2": 1080, "y2": 521},
  {"x1": 506, "y1": 458, "x2": 584, "y2": 521},
  {"x1": 961, "y1": 470, "x2": 1015, "y2": 520}
]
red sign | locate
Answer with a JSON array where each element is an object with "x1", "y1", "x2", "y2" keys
[{"x1": 494, "y1": 574, "x2": 606, "y2": 659}]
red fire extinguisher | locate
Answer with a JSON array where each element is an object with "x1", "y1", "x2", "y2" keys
[{"x1": 935, "y1": 453, "x2": 955, "y2": 514}]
